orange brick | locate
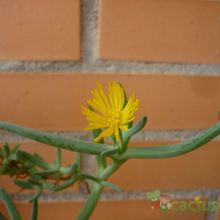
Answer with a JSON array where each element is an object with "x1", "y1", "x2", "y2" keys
[
  {"x1": 0, "y1": 0, "x2": 81, "y2": 60},
  {"x1": 0, "y1": 200, "x2": 206, "y2": 220},
  {"x1": 0, "y1": 73, "x2": 220, "y2": 130},
  {"x1": 0, "y1": 177, "x2": 18, "y2": 193},
  {"x1": 0, "y1": 142, "x2": 77, "y2": 192},
  {"x1": 109, "y1": 141, "x2": 220, "y2": 190},
  {"x1": 99, "y1": 0, "x2": 220, "y2": 64}
]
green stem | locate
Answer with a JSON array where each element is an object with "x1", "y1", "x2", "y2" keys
[
  {"x1": 55, "y1": 148, "x2": 61, "y2": 168},
  {"x1": 76, "y1": 160, "x2": 124, "y2": 220},
  {"x1": 120, "y1": 121, "x2": 220, "y2": 159},
  {"x1": 96, "y1": 155, "x2": 106, "y2": 174},
  {"x1": 76, "y1": 183, "x2": 103, "y2": 220},
  {"x1": 92, "y1": 128, "x2": 107, "y2": 172},
  {"x1": 1, "y1": 121, "x2": 220, "y2": 161},
  {"x1": 0, "y1": 121, "x2": 111, "y2": 155},
  {"x1": 0, "y1": 188, "x2": 22, "y2": 220}
]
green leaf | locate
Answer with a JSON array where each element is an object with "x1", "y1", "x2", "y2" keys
[
  {"x1": 42, "y1": 181, "x2": 57, "y2": 191},
  {"x1": 52, "y1": 176, "x2": 78, "y2": 192},
  {"x1": 0, "y1": 188, "x2": 22, "y2": 220},
  {"x1": 78, "y1": 174, "x2": 122, "y2": 192},
  {"x1": 100, "y1": 181, "x2": 123, "y2": 192},
  {"x1": 1, "y1": 120, "x2": 220, "y2": 161},
  {"x1": 117, "y1": 81, "x2": 134, "y2": 130},
  {"x1": 2, "y1": 144, "x2": 10, "y2": 158},
  {"x1": 123, "y1": 117, "x2": 147, "y2": 141},
  {"x1": 146, "y1": 190, "x2": 160, "y2": 200},
  {"x1": 30, "y1": 198, "x2": 38, "y2": 220},
  {"x1": 11, "y1": 145, "x2": 20, "y2": 154},
  {"x1": 100, "y1": 149, "x2": 118, "y2": 157},
  {"x1": 21, "y1": 152, "x2": 51, "y2": 170},
  {"x1": 32, "y1": 168, "x2": 58, "y2": 176},
  {"x1": 0, "y1": 121, "x2": 111, "y2": 155},
  {"x1": 30, "y1": 191, "x2": 42, "y2": 220},
  {"x1": 92, "y1": 127, "x2": 104, "y2": 145},
  {"x1": 119, "y1": 121, "x2": 220, "y2": 159},
  {"x1": 14, "y1": 180, "x2": 40, "y2": 190},
  {"x1": 60, "y1": 164, "x2": 78, "y2": 175},
  {"x1": 55, "y1": 148, "x2": 61, "y2": 168}
]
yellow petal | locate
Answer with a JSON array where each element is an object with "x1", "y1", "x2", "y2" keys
[
  {"x1": 94, "y1": 127, "x2": 114, "y2": 142},
  {"x1": 114, "y1": 127, "x2": 119, "y2": 142}
]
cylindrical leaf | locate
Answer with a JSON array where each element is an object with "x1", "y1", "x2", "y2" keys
[{"x1": 0, "y1": 188, "x2": 22, "y2": 220}]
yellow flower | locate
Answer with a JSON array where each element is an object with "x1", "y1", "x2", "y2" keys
[{"x1": 81, "y1": 81, "x2": 139, "y2": 142}]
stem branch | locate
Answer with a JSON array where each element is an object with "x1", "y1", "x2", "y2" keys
[
  {"x1": 120, "y1": 121, "x2": 220, "y2": 159},
  {"x1": 76, "y1": 160, "x2": 124, "y2": 220}
]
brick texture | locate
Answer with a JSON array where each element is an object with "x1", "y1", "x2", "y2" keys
[
  {"x1": 99, "y1": 0, "x2": 220, "y2": 64},
  {"x1": 0, "y1": 0, "x2": 81, "y2": 60},
  {"x1": 0, "y1": 74, "x2": 220, "y2": 130},
  {"x1": 0, "y1": 200, "x2": 206, "y2": 220},
  {"x1": 0, "y1": 1, "x2": 219, "y2": 219}
]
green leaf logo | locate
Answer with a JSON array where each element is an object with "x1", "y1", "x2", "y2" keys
[{"x1": 146, "y1": 190, "x2": 161, "y2": 200}]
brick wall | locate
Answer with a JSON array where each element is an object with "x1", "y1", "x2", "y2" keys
[{"x1": 0, "y1": 0, "x2": 220, "y2": 219}]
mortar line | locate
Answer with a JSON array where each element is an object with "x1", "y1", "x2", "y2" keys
[
  {"x1": 1, "y1": 129, "x2": 220, "y2": 142},
  {"x1": 7, "y1": 189, "x2": 220, "y2": 202},
  {"x1": 81, "y1": 0, "x2": 98, "y2": 65},
  {"x1": 0, "y1": 62, "x2": 219, "y2": 75},
  {"x1": 78, "y1": 0, "x2": 99, "y2": 193}
]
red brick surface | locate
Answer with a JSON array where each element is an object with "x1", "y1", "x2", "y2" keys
[
  {"x1": 0, "y1": 74, "x2": 219, "y2": 130},
  {"x1": 0, "y1": 0, "x2": 81, "y2": 60},
  {"x1": 99, "y1": 0, "x2": 220, "y2": 63}
]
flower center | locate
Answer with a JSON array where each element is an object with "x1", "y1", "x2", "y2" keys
[{"x1": 106, "y1": 111, "x2": 121, "y2": 128}]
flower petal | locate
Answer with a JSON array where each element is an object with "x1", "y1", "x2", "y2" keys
[{"x1": 94, "y1": 127, "x2": 114, "y2": 142}]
